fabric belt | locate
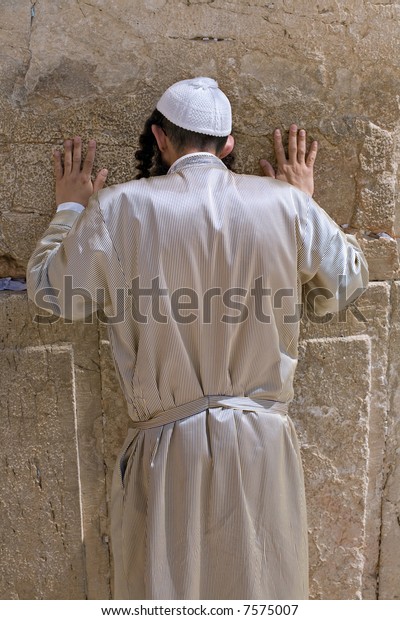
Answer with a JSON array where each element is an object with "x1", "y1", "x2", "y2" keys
[{"x1": 129, "y1": 395, "x2": 288, "y2": 430}]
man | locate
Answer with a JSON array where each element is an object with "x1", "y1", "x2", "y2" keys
[{"x1": 27, "y1": 77, "x2": 369, "y2": 600}]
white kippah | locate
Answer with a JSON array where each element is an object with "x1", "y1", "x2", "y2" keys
[{"x1": 156, "y1": 77, "x2": 232, "y2": 137}]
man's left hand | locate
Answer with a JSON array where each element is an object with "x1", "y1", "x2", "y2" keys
[
  {"x1": 53, "y1": 136, "x2": 108, "y2": 207},
  {"x1": 259, "y1": 124, "x2": 318, "y2": 197}
]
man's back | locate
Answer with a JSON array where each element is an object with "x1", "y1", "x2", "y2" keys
[{"x1": 79, "y1": 152, "x2": 367, "y2": 421}]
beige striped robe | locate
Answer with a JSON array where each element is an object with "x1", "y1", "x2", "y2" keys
[{"x1": 27, "y1": 152, "x2": 369, "y2": 600}]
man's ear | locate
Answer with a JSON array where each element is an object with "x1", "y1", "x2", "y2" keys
[
  {"x1": 151, "y1": 124, "x2": 168, "y2": 152},
  {"x1": 219, "y1": 134, "x2": 235, "y2": 159}
]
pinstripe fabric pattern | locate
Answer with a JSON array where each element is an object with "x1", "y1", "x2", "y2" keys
[{"x1": 27, "y1": 152, "x2": 368, "y2": 600}]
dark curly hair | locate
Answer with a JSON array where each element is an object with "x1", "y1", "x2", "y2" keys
[{"x1": 134, "y1": 109, "x2": 235, "y2": 179}]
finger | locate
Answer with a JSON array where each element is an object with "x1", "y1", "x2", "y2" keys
[
  {"x1": 259, "y1": 159, "x2": 276, "y2": 178},
  {"x1": 82, "y1": 139, "x2": 96, "y2": 177},
  {"x1": 273, "y1": 129, "x2": 287, "y2": 167},
  {"x1": 53, "y1": 149, "x2": 63, "y2": 181},
  {"x1": 64, "y1": 139, "x2": 72, "y2": 174},
  {"x1": 297, "y1": 129, "x2": 306, "y2": 164},
  {"x1": 72, "y1": 136, "x2": 82, "y2": 175},
  {"x1": 288, "y1": 124, "x2": 298, "y2": 164},
  {"x1": 93, "y1": 168, "x2": 108, "y2": 193},
  {"x1": 306, "y1": 140, "x2": 318, "y2": 168}
]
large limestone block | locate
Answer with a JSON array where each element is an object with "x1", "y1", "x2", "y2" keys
[
  {"x1": 0, "y1": 343, "x2": 85, "y2": 599},
  {"x1": 290, "y1": 336, "x2": 371, "y2": 599},
  {"x1": 0, "y1": 293, "x2": 110, "y2": 599},
  {"x1": 292, "y1": 282, "x2": 391, "y2": 599}
]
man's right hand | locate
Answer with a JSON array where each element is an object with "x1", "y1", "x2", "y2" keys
[{"x1": 260, "y1": 124, "x2": 318, "y2": 197}]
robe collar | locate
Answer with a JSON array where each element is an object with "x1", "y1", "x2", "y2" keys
[{"x1": 167, "y1": 152, "x2": 227, "y2": 175}]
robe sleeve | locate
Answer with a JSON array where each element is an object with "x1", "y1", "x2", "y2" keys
[
  {"x1": 296, "y1": 193, "x2": 369, "y2": 316},
  {"x1": 26, "y1": 192, "x2": 124, "y2": 322}
]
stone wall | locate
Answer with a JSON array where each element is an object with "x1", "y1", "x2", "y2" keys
[{"x1": 0, "y1": 0, "x2": 399, "y2": 600}]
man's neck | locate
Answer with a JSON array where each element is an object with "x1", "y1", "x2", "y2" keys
[{"x1": 170, "y1": 148, "x2": 218, "y2": 166}]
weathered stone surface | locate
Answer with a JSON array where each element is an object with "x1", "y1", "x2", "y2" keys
[
  {"x1": 296, "y1": 282, "x2": 391, "y2": 599},
  {"x1": 0, "y1": 293, "x2": 110, "y2": 599},
  {"x1": 0, "y1": 342, "x2": 85, "y2": 599},
  {"x1": 291, "y1": 335, "x2": 371, "y2": 600},
  {"x1": 357, "y1": 236, "x2": 400, "y2": 282}
]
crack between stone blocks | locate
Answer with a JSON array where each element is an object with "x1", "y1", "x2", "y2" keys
[
  {"x1": 16, "y1": 0, "x2": 38, "y2": 105},
  {"x1": 97, "y1": 320, "x2": 112, "y2": 599},
  {"x1": 374, "y1": 281, "x2": 396, "y2": 599},
  {"x1": 27, "y1": 1, "x2": 36, "y2": 70},
  {"x1": 30, "y1": 1, "x2": 37, "y2": 24},
  {"x1": 78, "y1": 0, "x2": 101, "y2": 13},
  {"x1": 67, "y1": 344, "x2": 90, "y2": 598},
  {"x1": 203, "y1": 0, "x2": 262, "y2": 15},
  {"x1": 376, "y1": 467, "x2": 390, "y2": 599},
  {"x1": 3, "y1": 142, "x2": 137, "y2": 149},
  {"x1": 76, "y1": 0, "x2": 87, "y2": 18},
  {"x1": 167, "y1": 34, "x2": 235, "y2": 42}
]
